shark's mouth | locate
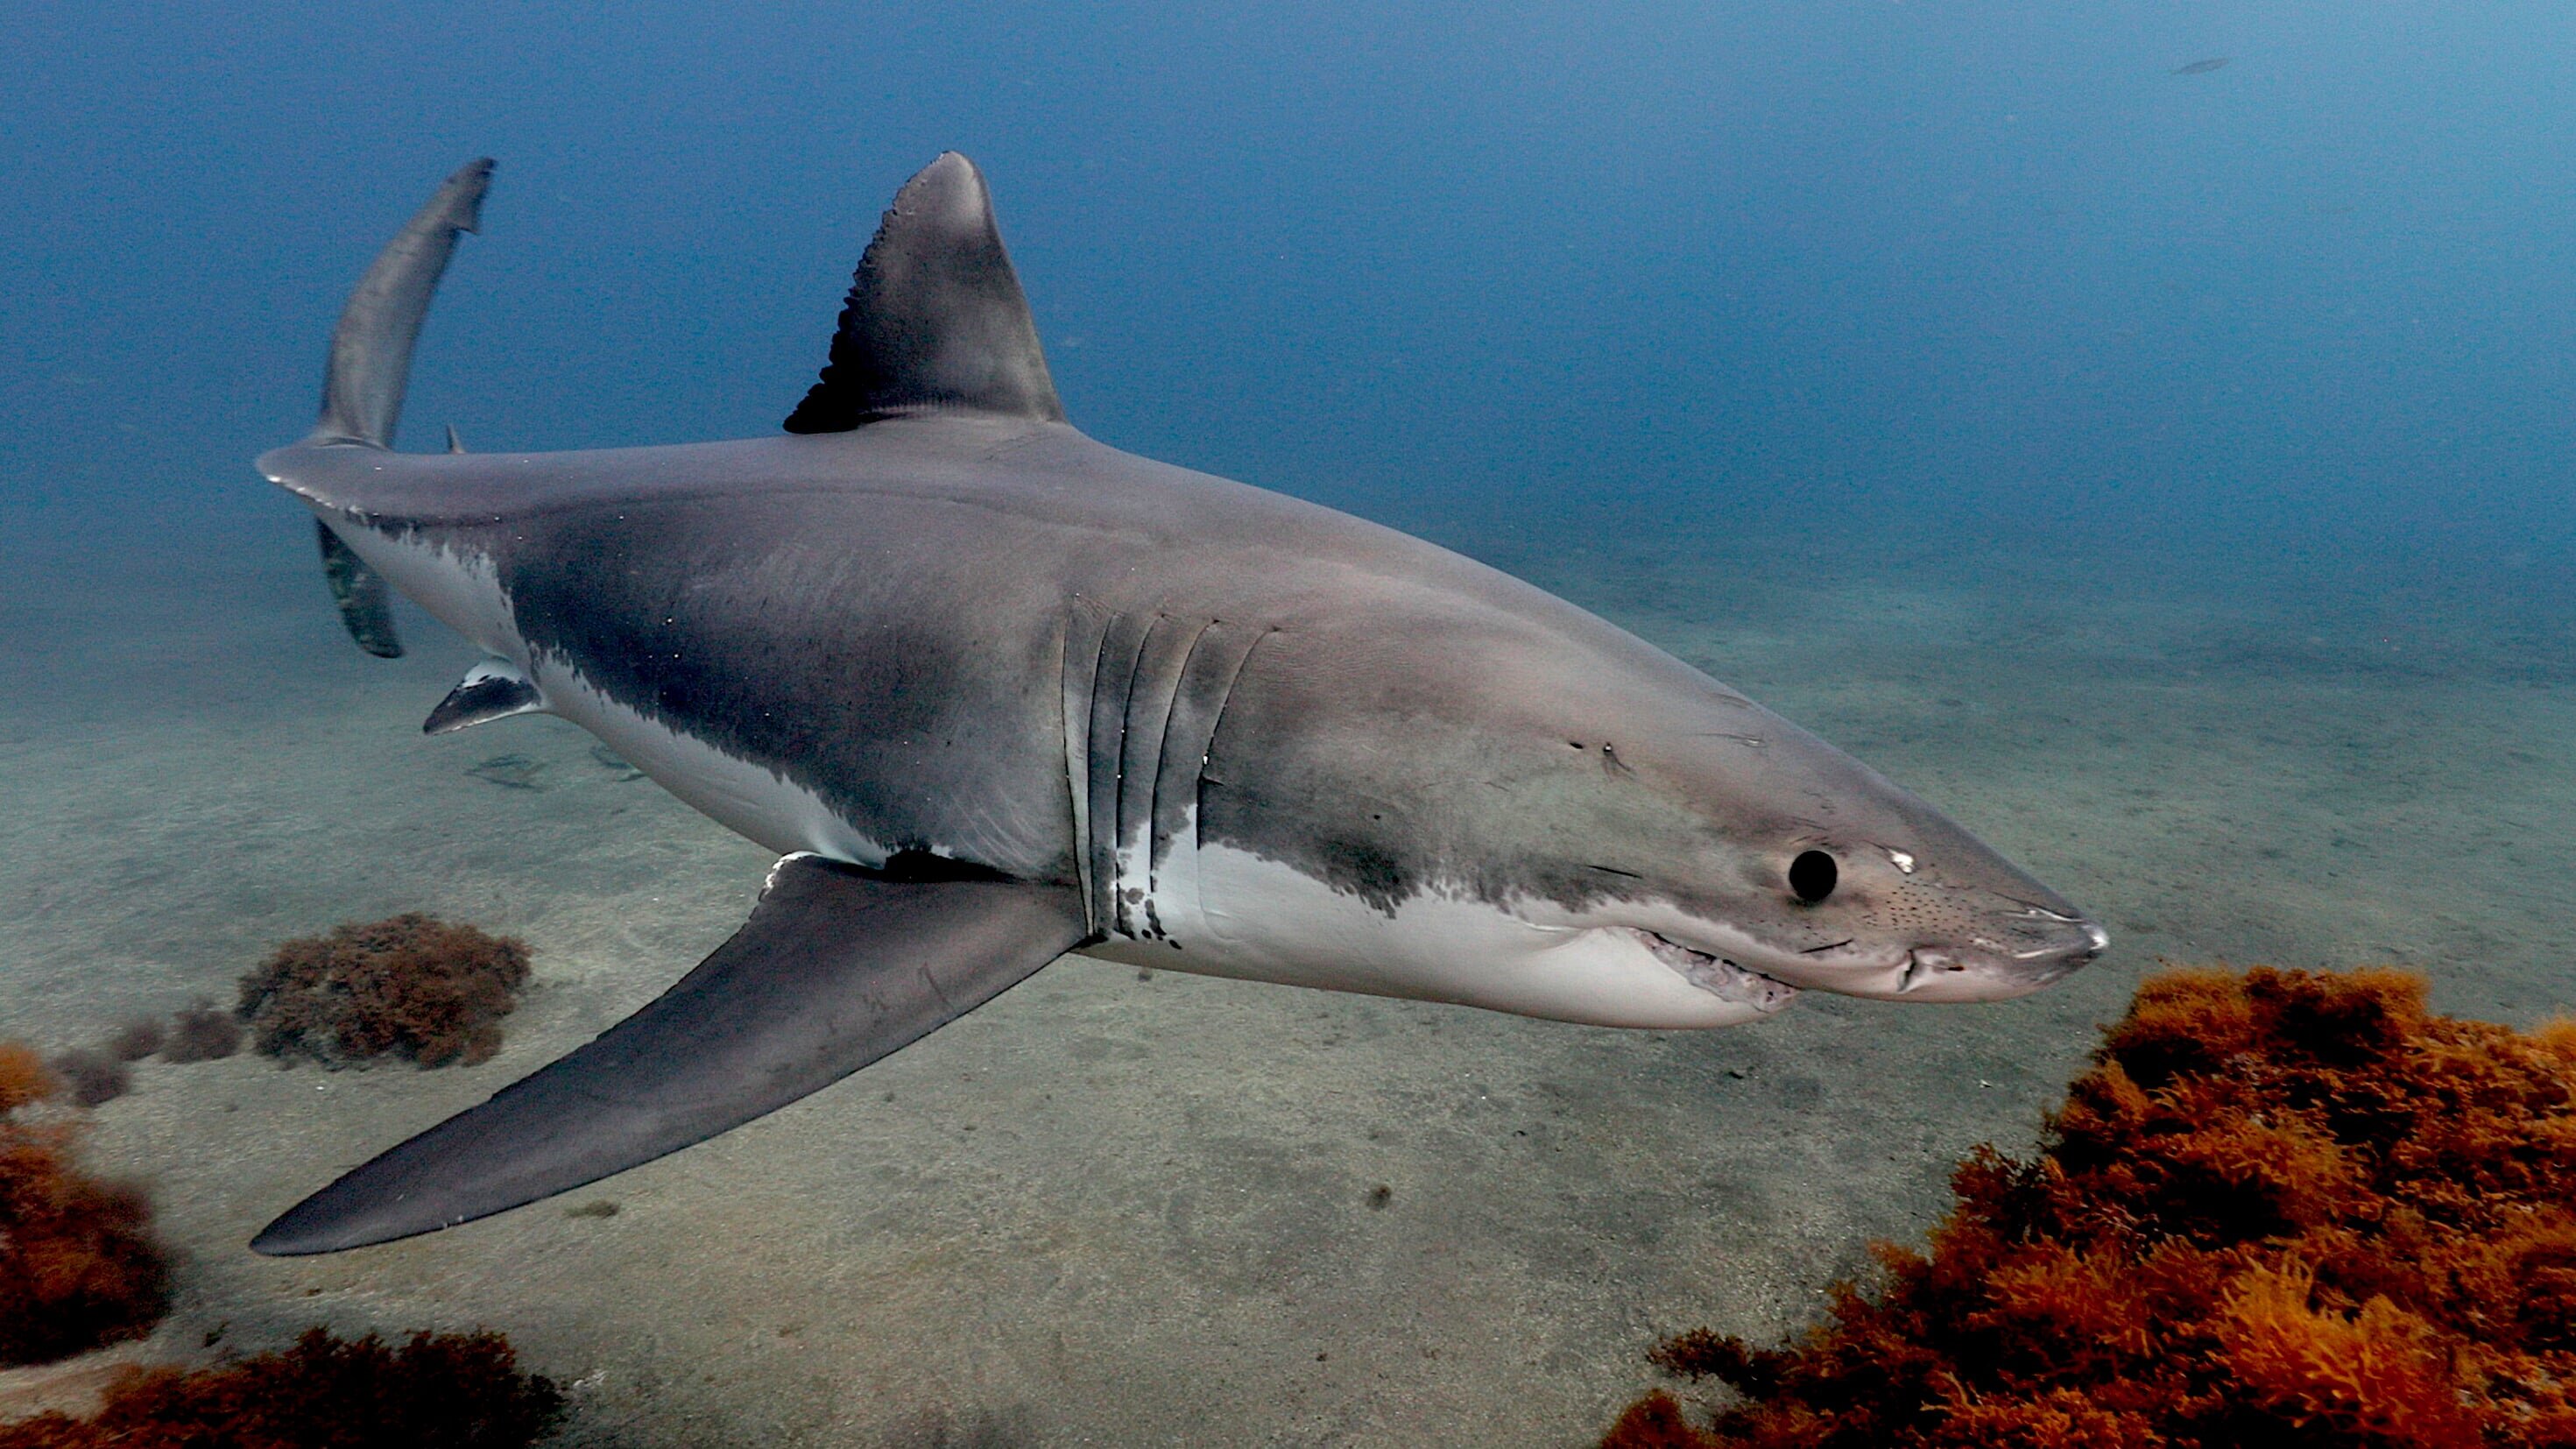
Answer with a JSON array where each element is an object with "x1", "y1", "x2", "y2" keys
[{"x1": 1629, "y1": 929, "x2": 1800, "y2": 1014}]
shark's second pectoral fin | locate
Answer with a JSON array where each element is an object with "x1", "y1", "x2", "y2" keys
[{"x1": 251, "y1": 856, "x2": 1090, "y2": 1255}]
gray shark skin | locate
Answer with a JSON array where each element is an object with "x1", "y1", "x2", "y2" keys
[{"x1": 249, "y1": 154, "x2": 2104, "y2": 1255}]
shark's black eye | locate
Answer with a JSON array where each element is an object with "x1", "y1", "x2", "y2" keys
[{"x1": 1789, "y1": 850, "x2": 1838, "y2": 904}]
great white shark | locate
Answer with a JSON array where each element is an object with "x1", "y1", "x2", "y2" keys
[{"x1": 250, "y1": 154, "x2": 2104, "y2": 1255}]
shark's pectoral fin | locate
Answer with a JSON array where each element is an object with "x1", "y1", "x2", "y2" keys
[
  {"x1": 422, "y1": 658, "x2": 543, "y2": 734},
  {"x1": 251, "y1": 855, "x2": 1090, "y2": 1255},
  {"x1": 315, "y1": 520, "x2": 403, "y2": 658}
]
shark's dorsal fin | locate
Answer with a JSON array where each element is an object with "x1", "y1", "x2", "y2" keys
[{"x1": 782, "y1": 153, "x2": 1064, "y2": 433}]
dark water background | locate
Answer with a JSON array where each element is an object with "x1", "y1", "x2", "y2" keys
[{"x1": 8, "y1": 2, "x2": 2572, "y2": 617}]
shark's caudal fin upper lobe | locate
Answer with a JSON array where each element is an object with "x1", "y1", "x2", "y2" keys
[
  {"x1": 254, "y1": 858, "x2": 1089, "y2": 1255},
  {"x1": 287, "y1": 156, "x2": 492, "y2": 658},
  {"x1": 315, "y1": 157, "x2": 491, "y2": 451}
]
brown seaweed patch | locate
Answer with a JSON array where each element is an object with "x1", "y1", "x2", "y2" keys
[
  {"x1": 157, "y1": 1000, "x2": 239, "y2": 1064},
  {"x1": 1609, "y1": 965, "x2": 2576, "y2": 1447},
  {"x1": 40, "y1": 1051, "x2": 126, "y2": 1110},
  {"x1": 238, "y1": 915, "x2": 532, "y2": 1070},
  {"x1": 102, "y1": 1020, "x2": 162, "y2": 1064},
  {"x1": 0, "y1": 1042, "x2": 170, "y2": 1368},
  {"x1": 0, "y1": 1327, "x2": 563, "y2": 1448}
]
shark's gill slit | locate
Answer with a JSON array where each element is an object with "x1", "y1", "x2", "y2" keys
[
  {"x1": 1058, "y1": 600, "x2": 1111, "y2": 930},
  {"x1": 1147, "y1": 622, "x2": 1264, "y2": 944},
  {"x1": 1187, "y1": 626, "x2": 1271, "y2": 837},
  {"x1": 1139, "y1": 618, "x2": 1222, "y2": 912},
  {"x1": 1113, "y1": 615, "x2": 1193, "y2": 937},
  {"x1": 1082, "y1": 611, "x2": 1152, "y2": 930}
]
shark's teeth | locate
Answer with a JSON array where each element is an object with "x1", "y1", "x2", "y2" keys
[{"x1": 1627, "y1": 929, "x2": 1799, "y2": 1013}]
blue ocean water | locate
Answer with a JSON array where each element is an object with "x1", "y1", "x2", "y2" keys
[
  {"x1": 5, "y1": 4, "x2": 2575, "y2": 1443},
  {"x1": 10, "y1": 3, "x2": 2572, "y2": 587}
]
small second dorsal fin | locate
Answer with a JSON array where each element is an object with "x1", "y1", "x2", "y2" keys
[{"x1": 782, "y1": 152, "x2": 1064, "y2": 433}]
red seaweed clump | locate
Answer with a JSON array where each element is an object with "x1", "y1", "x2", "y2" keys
[
  {"x1": 238, "y1": 915, "x2": 532, "y2": 1069},
  {"x1": 1606, "y1": 966, "x2": 2576, "y2": 1449},
  {"x1": 0, "y1": 1042, "x2": 170, "y2": 1368},
  {"x1": 0, "y1": 1326, "x2": 563, "y2": 1448}
]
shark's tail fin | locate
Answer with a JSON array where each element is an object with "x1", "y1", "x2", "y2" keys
[
  {"x1": 311, "y1": 157, "x2": 492, "y2": 449},
  {"x1": 288, "y1": 158, "x2": 491, "y2": 659}
]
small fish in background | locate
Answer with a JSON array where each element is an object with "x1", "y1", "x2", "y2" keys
[
  {"x1": 2171, "y1": 56, "x2": 2231, "y2": 74},
  {"x1": 589, "y1": 743, "x2": 646, "y2": 780},
  {"x1": 468, "y1": 753, "x2": 546, "y2": 789}
]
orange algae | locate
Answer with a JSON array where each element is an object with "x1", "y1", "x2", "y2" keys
[
  {"x1": 0, "y1": 1043, "x2": 55, "y2": 1115},
  {"x1": 0, "y1": 1042, "x2": 170, "y2": 1368},
  {"x1": 0, "y1": 1327, "x2": 562, "y2": 1448},
  {"x1": 1608, "y1": 966, "x2": 2576, "y2": 1448}
]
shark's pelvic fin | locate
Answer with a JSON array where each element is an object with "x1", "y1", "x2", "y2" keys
[
  {"x1": 782, "y1": 152, "x2": 1065, "y2": 433},
  {"x1": 422, "y1": 658, "x2": 543, "y2": 734},
  {"x1": 314, "y1": 520, "x2": 402, "y2": 658},
  {"x1": 251, "y1": 856, "x2": 1089, "y2": 1255},
  {"x1": 313, "y1": 157, "x2": 492, "y2": 450}
]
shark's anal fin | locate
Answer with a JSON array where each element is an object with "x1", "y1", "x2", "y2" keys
[
  {"x1": 251, "y1": 857, "x2": 1090, "y2": 1255},
  {"x1": 422, "y1": 659, "x2": 542, "y2": 734},
  {"x1": 781, "y1": 152, "x2": 1064, "y2": 434},
  {"x1": 315, "y1": 520, "x2": 403, "y2": 658}
]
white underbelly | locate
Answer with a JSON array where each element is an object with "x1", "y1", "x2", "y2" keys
[
  {"x1": 539, "y1": 667, "x2": 890, "y2": 863},
  {"x1": 330, "y1": 516, "x2": 886, "y2": 864},
  {"x1": 1085, "y1": 836, "x2": 1783, "y2": 1030}
]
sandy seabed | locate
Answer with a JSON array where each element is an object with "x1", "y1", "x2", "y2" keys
[{"x1": 3, "y1": 505, "x2": 2572, "y2": 1446}]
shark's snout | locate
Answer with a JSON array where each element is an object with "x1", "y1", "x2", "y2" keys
[
  {"x1": 1735, "y1": 895, "x2": 2107, "y2": 1004},
  {"x1": 1894, "y1": 908, "x2": 2107, "y2": 1002}
]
